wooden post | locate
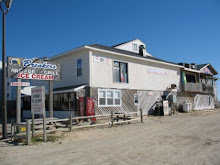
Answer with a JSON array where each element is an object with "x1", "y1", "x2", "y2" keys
[
  {"x1": 43, "y1": 113, "x2": 47, "y2": 142},
  {"x1": 11, "y1": 119, "x2": 14, "y2": 141},
  {"x1": 69, "y1": 114, "x2": 72, "y2": 132},
  {"x1": 111, "y1": 111, "x2": 114, "y2": 127},
  {"x1": 140, "y1": 109, "x2": 143, "y2": 123},
  {"x1": 32, "y1": 113, "x2": 35, "y2": 137},
  {"x1": 26, "y1": 120, "x2": 31, "y2": 145},
  {"x1": 49, "y1": 80, "x2": 53, "y2": 118},
  {"x1": 16, "y1": 79, "x2": 21, "y2": 124}
]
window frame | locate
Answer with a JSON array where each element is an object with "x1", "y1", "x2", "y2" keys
[
  {"x1": 98, "y1": 89, "x2": 121, "y2": 107},
  {"x1": 113, "y1": 61, "x2": 128, "y2": 84},
  {"x1": 132, "y1": 43, "x2": 138, "y2": 51}
]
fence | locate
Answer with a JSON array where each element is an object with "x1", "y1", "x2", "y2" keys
[{"x1": 11, "y1": 109, "x2": 144, "y2": 145}]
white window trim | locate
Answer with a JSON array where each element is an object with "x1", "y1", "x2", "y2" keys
[
  {"x1": 98, "y1": 88, "x2": 121, "y2": 107},
  {"x1": 132, "y1": 43, "x2": 138, "y2": 51},
  {"x1": 77, "y1": 58, "x2": 82, "y2": 76}
]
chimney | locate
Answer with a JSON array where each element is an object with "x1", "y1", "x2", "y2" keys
[{"x1": 139, "y1": 45, "x2": 146, "y2": 57}]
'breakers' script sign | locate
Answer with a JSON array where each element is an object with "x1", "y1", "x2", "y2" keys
[{"x1": 7, "y1": 57, "x2": 61, "y2": 81}]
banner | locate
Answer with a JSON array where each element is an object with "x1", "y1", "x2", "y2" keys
[{"x1": 7, "y1": 57, "x2": 61, "y2": 81}]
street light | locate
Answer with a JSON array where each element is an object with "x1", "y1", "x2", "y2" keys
[{"x1": 0, "y1": 0, "x2": 13, "y2": 139}]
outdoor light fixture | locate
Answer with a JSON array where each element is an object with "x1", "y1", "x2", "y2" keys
[
  {"x1": 5, "y1": 0, "x2": 13, "y2": 10},
  {"x1": 0, "y1": 0, "x2": 13, "y2": 139}
]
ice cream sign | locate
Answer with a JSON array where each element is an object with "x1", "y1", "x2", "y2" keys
[{"x1": 7, "y1": 57, "x2": 61, "y2": 81}]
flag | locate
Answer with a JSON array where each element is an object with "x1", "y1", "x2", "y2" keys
[{"x1": 182, "y1": 71, "x2": 186, "y2": 83}]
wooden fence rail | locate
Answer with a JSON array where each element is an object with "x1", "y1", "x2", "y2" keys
[{"x1": 11, "y1": 109, "x2": 143, "y2": 145}]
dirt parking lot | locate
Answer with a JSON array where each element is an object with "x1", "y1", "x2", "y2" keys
[{"x1": 1, "y1": 110, "x2": 220, "y2": 165}]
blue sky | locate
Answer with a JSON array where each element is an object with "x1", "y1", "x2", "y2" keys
[{"x1": 1, "y1": 0, "x2": 220, "y2": 98}]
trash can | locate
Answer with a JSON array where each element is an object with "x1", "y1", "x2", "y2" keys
[
  {"x1": 182, "y1": 101, "x2": 192, "y2": 112},
  {"x1": 154, "y1": 101, "x2": 163, "y2": 116}
]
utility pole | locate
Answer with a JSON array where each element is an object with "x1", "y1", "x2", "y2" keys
[{"x1": 0, "y1": 0, "x2": 13, "y2": 139}]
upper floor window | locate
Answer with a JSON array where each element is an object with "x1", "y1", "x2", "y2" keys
[
  {"x1": 113, "y1": 61, "x2": 128, "y2": 83},
  {"x1": 77, "y1": 59, "x2": 82, "y2": 76},
  {"x1": 132, "y1": 43, "x2": 138, "y2": 51}
]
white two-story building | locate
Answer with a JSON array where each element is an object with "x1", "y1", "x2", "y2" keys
[{"x1": 21, "y1": 39, "x2": 218, "y2": 118}]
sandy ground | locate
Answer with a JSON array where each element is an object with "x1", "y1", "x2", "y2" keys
[{"x1": 1, "y1": 110, "x2": 220, "y2": 165}]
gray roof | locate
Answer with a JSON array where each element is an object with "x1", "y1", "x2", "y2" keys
[
  {"x1": 196, "y1": 64, "x2": 208, "y2": 70},
  {"x1": 87, "y1": 44, "x2": 179, "y2": 66},
  {"x1": 111, "y1": 39, "x2": 138, "y2": 47}
]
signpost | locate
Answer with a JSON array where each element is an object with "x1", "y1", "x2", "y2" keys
[
  {"x1": 31, "y1": 86, "x2": 47, "y2": 142},
  {"x1": 7, "y1": 56, "x2": 61, "y2": 123}
]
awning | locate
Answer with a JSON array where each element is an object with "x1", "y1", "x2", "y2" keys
[
  {"x1": 21, "y1": 84, "x2": 88, "y2": 97},
  {"x1": 53, "y1": 84, "x2": 88, "y2": 94}
]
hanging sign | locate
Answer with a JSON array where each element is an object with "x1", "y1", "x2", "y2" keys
[{"x1": 7, "y1": 57, "x2": 61, "y2": 81}]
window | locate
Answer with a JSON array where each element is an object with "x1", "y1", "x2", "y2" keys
[
  {"x1": 132, "y1": 43, "x2": 137, "y2": 51},
  {"x1": 107, "y1": 91, "x2": 114, "y2": 105},
  {"x1": 77, "y1": 59, "x2": 82, "y2": 76},
  {"x1": 99, "y1": 90, "x2": 106, "y2": 106},
  {"x1": 98, "y1": 89, "x2": 121, "y2": 106},
  {"x1": 53, "y1": 93, "x2": 75, "y2": 111},
  {"x1": 69, "y1": 93, "x2": 75, "y2": 110},
  {"x1": 134, "y1": 94, "x2": 138, "y2": 105},
  {"x1": 113, "y1": 61, "x2": 128, "y2": 83},
  {"x1": 114, "y1": 91, "x2": 121, "y2": 105},
  {"x1": 207, "y1": 79, "x2": 213, "y2": 85},
  {"x1": 186, "y1": 74, "x2": 196, "y2": 83}
]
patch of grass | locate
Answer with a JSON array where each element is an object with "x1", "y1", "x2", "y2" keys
[{"x1": 31, "y1": 135, "x2": 62, "y2": 144}]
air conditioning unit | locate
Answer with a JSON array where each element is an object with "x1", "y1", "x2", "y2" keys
[
  {"x1": 178, "y1": 63, "x2": 186, "y2": 67},
  {"x1": 185, "y1": 63, "x2": 191, "y2": 69},
  {"x1": 171, "y1": 84, "x2": 177, "y2": 89},
  {"x1": 191, "y1": 63, "x2": 197, "y2": 69}
]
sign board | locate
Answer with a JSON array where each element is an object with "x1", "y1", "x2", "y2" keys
[
  {"x1": 94, "y1": 55, "x2": 110, "y2": 64},
  {"x1": 31, "y1": 86, "x2": 45, "y2": 114},
  {"x1": 147, "y1": 68, "x2": 168, "y2": 75},
  {"x1": 7, "y1": 57, "x2": 61, "y2": 81},
  {"x1": 11, "y1": 82, "x2": 30, "y2": 86}
]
